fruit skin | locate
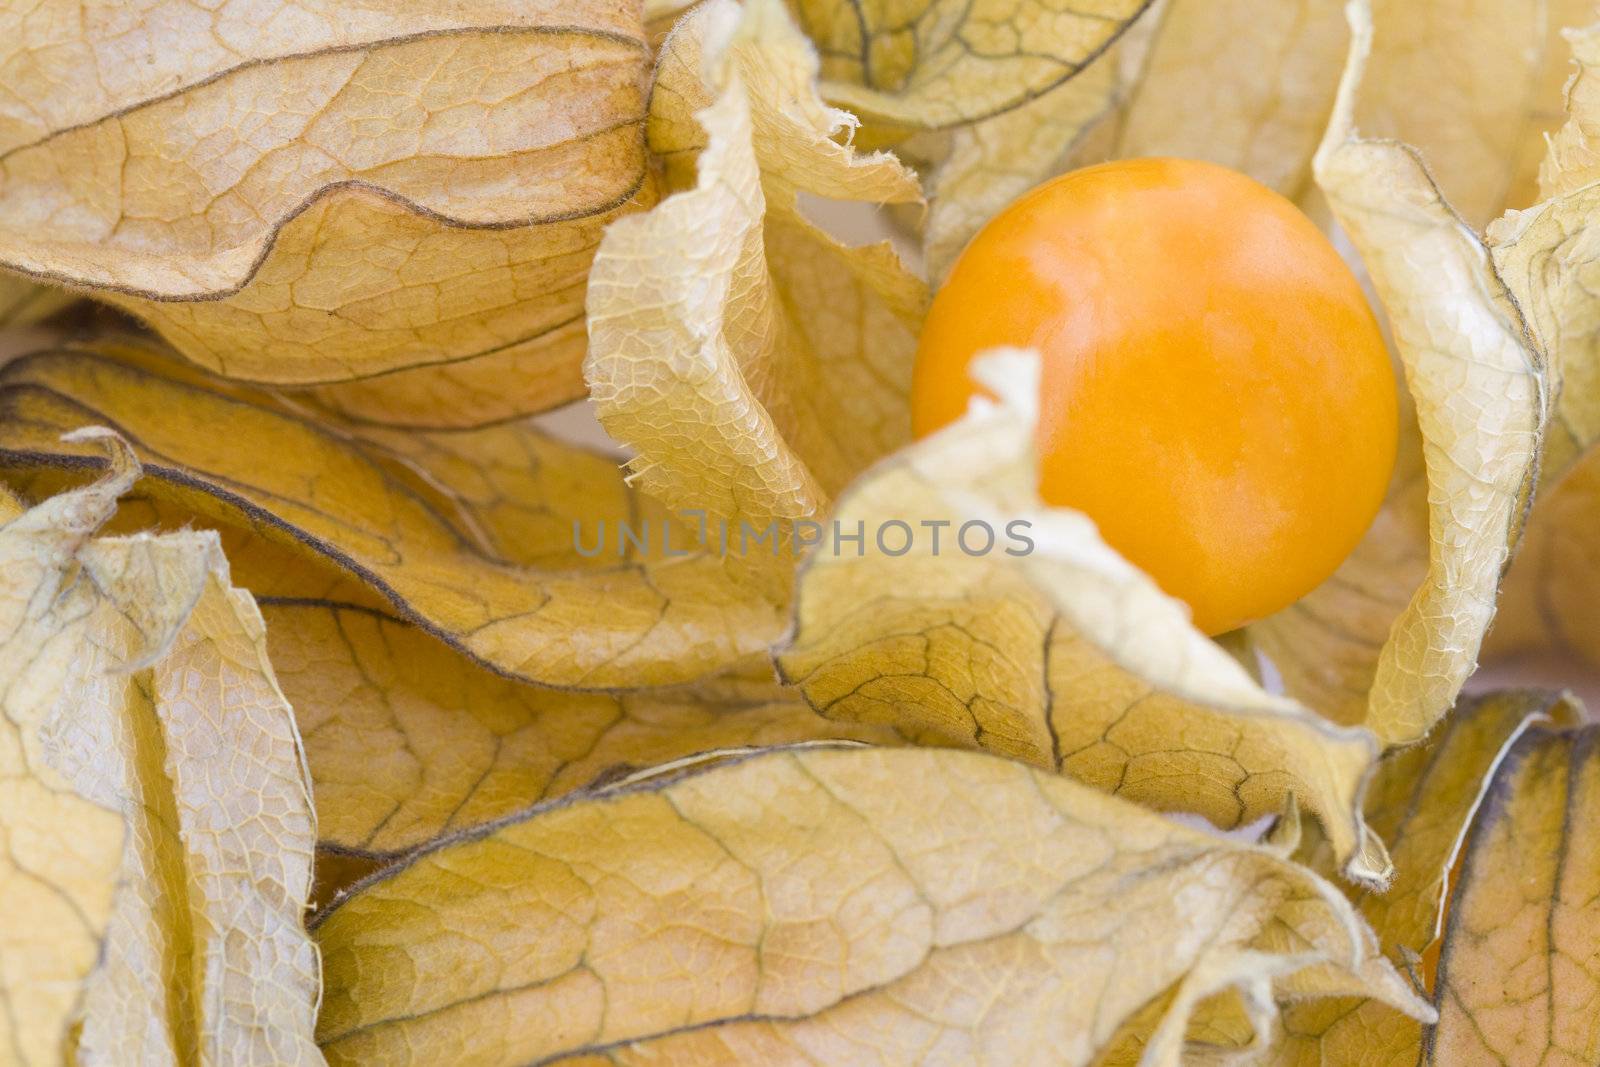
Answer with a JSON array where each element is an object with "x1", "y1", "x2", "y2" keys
[{"x1": 912, "y1": 157, "x2": 1398, "y2": 636}]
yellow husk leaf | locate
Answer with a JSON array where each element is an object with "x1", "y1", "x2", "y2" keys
[
  {"x1": 1116, "y1": 0, "x2": 1347, "y2": 200},
  {"x1": 313, "y1": 745, "x2": 1428, "y2": 1065},
  {"x1": 1355, "y1": 0, "x2": 1549, "y2": 229},
  {"x1": 1503, "y1": 0, "x2": 1600, "y2": 211},
  {"x1": 0, "y1": 432, "x2": 318, "y2": 1065},
  {"x1": 1273, "y1": 689, "x2": 1586, "y2": 1063},
  {"x1": 792, "y1": 0, "x2": 1154, "y2": 135},
  {"x1": 776, "y1": 350, "x2": 1391, "y2": 885},
  {"x1": 1490, "y1": 20, "x2": 1600, "y2": 482},
  {"x1": 0, "y1": 341, "x2": 780, "y2": 687},
  {"x1": 646, "y1": 0, "x2": 702, "y2": 39},
  {"x1": 1253, "y1": 0, "x2": 1547, "y2": 746},
  {"x1": 264, "y1": 599, "x2": 893, "y2": 856},
  {"x1": 1340, "y1": 691, "x2": 1583, "y2": 964},
  {"x1": 1429, "y1": 718, "x2": 1600, "y2": 1063},
  {"x1": 1492, "y1": 457, "x2": 1600, "y2": 665},
  {"x1": 585, "y1": 0, "x2": 925, "y2": 547},
  {"x1": 1489, "y1": 19, "x2": 1600, "y2": 669},
  {"x1": 0, "y1": 272, "x2": 72, "y2": 328},
  {"x1": 0, "y1": 1, "x2": 654, "y2": 427}
]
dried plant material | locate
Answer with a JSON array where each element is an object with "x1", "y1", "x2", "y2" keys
[
  {"x1": 0, "y1": 343, "x2": 781, "y2": 688},
  {"x1": 0, "y1": 433, "x2": 318, "y2": 1064},
  {"x1": 1484, "y1": 21, "x2": 1600, "y2": 668},
  {"x1": 1096, "y1": 982, "x2": 1266, "y2": 1065},
  {"x1": 790, "y1": 0, "x2": 1154, "y2": 135},
  {"x1": 1116, "y1": 0, "x2": 1347, "y2": 199},
  {"x1": 1490, "y1": 22, "x2": 1600, "y2": 482},
  {"x1": 1353, "y1": 0, "x2": 1544, "y2": 229},
  {"x1": 1272, "y1": 992, "x2": 1421, "y2": 1067},
  {"x1": 646, "y1": 0, "x2": 701, "y2": 40},
  {"x1": 1502, "y1": 1, "x2": 1600, "y2": 210},
  {"x1": 1274, "y1": 690, "x2": 1584, "y2": 1063},
  {"x1": 1341, "y1": 689, "x2": 1583, "y2": 964},
  {"x1": 1274, "y1": 0, "x2": 1545, "y2": 746},
  {"x1": 1293, "y1": 0, "x2": 1585, "y2": 232},
  {"x1": 586, "y1": 0, "x2": 926, "y2": 538},
  {"x1": 314, "y1": 745, "x2": 1427, "y2": 1065},
  {"x1": 0, "y1": 1, "x2": 642, "y2": 152},
  {"x1": 0, "y1": 273, "x2": 70, "y2": 327},
  {"x1": 1492, "y1": 458, "x2": 1600, "y2": 666},
  {"x1": 0, "y1": 445, "x2": 128, "y2": 1063},
  {"x1": 264, "y1": 599, "x2": 893, "y2": 855},
  {"x1": 1429, "y1": 720, "x2": 1600, "y2": 1063},
  {"x1": 775, "y1": 351, "x2": 1388, "y2": 884},
  {"x1": 0, "y1": 2, "x2": 653, "y2": 427},
  {"x1": 296, "y1": 313, "x2": 605, "y2": 432}
]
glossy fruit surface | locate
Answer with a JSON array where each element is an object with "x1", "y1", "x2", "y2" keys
[{"x1": 912, "y1": 157, "x2": 1398, "y2": 635}]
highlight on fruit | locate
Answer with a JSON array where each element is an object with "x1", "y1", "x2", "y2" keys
[{"x1": 0, "y1": 1, "x2": 1595, "y2": 1065}]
